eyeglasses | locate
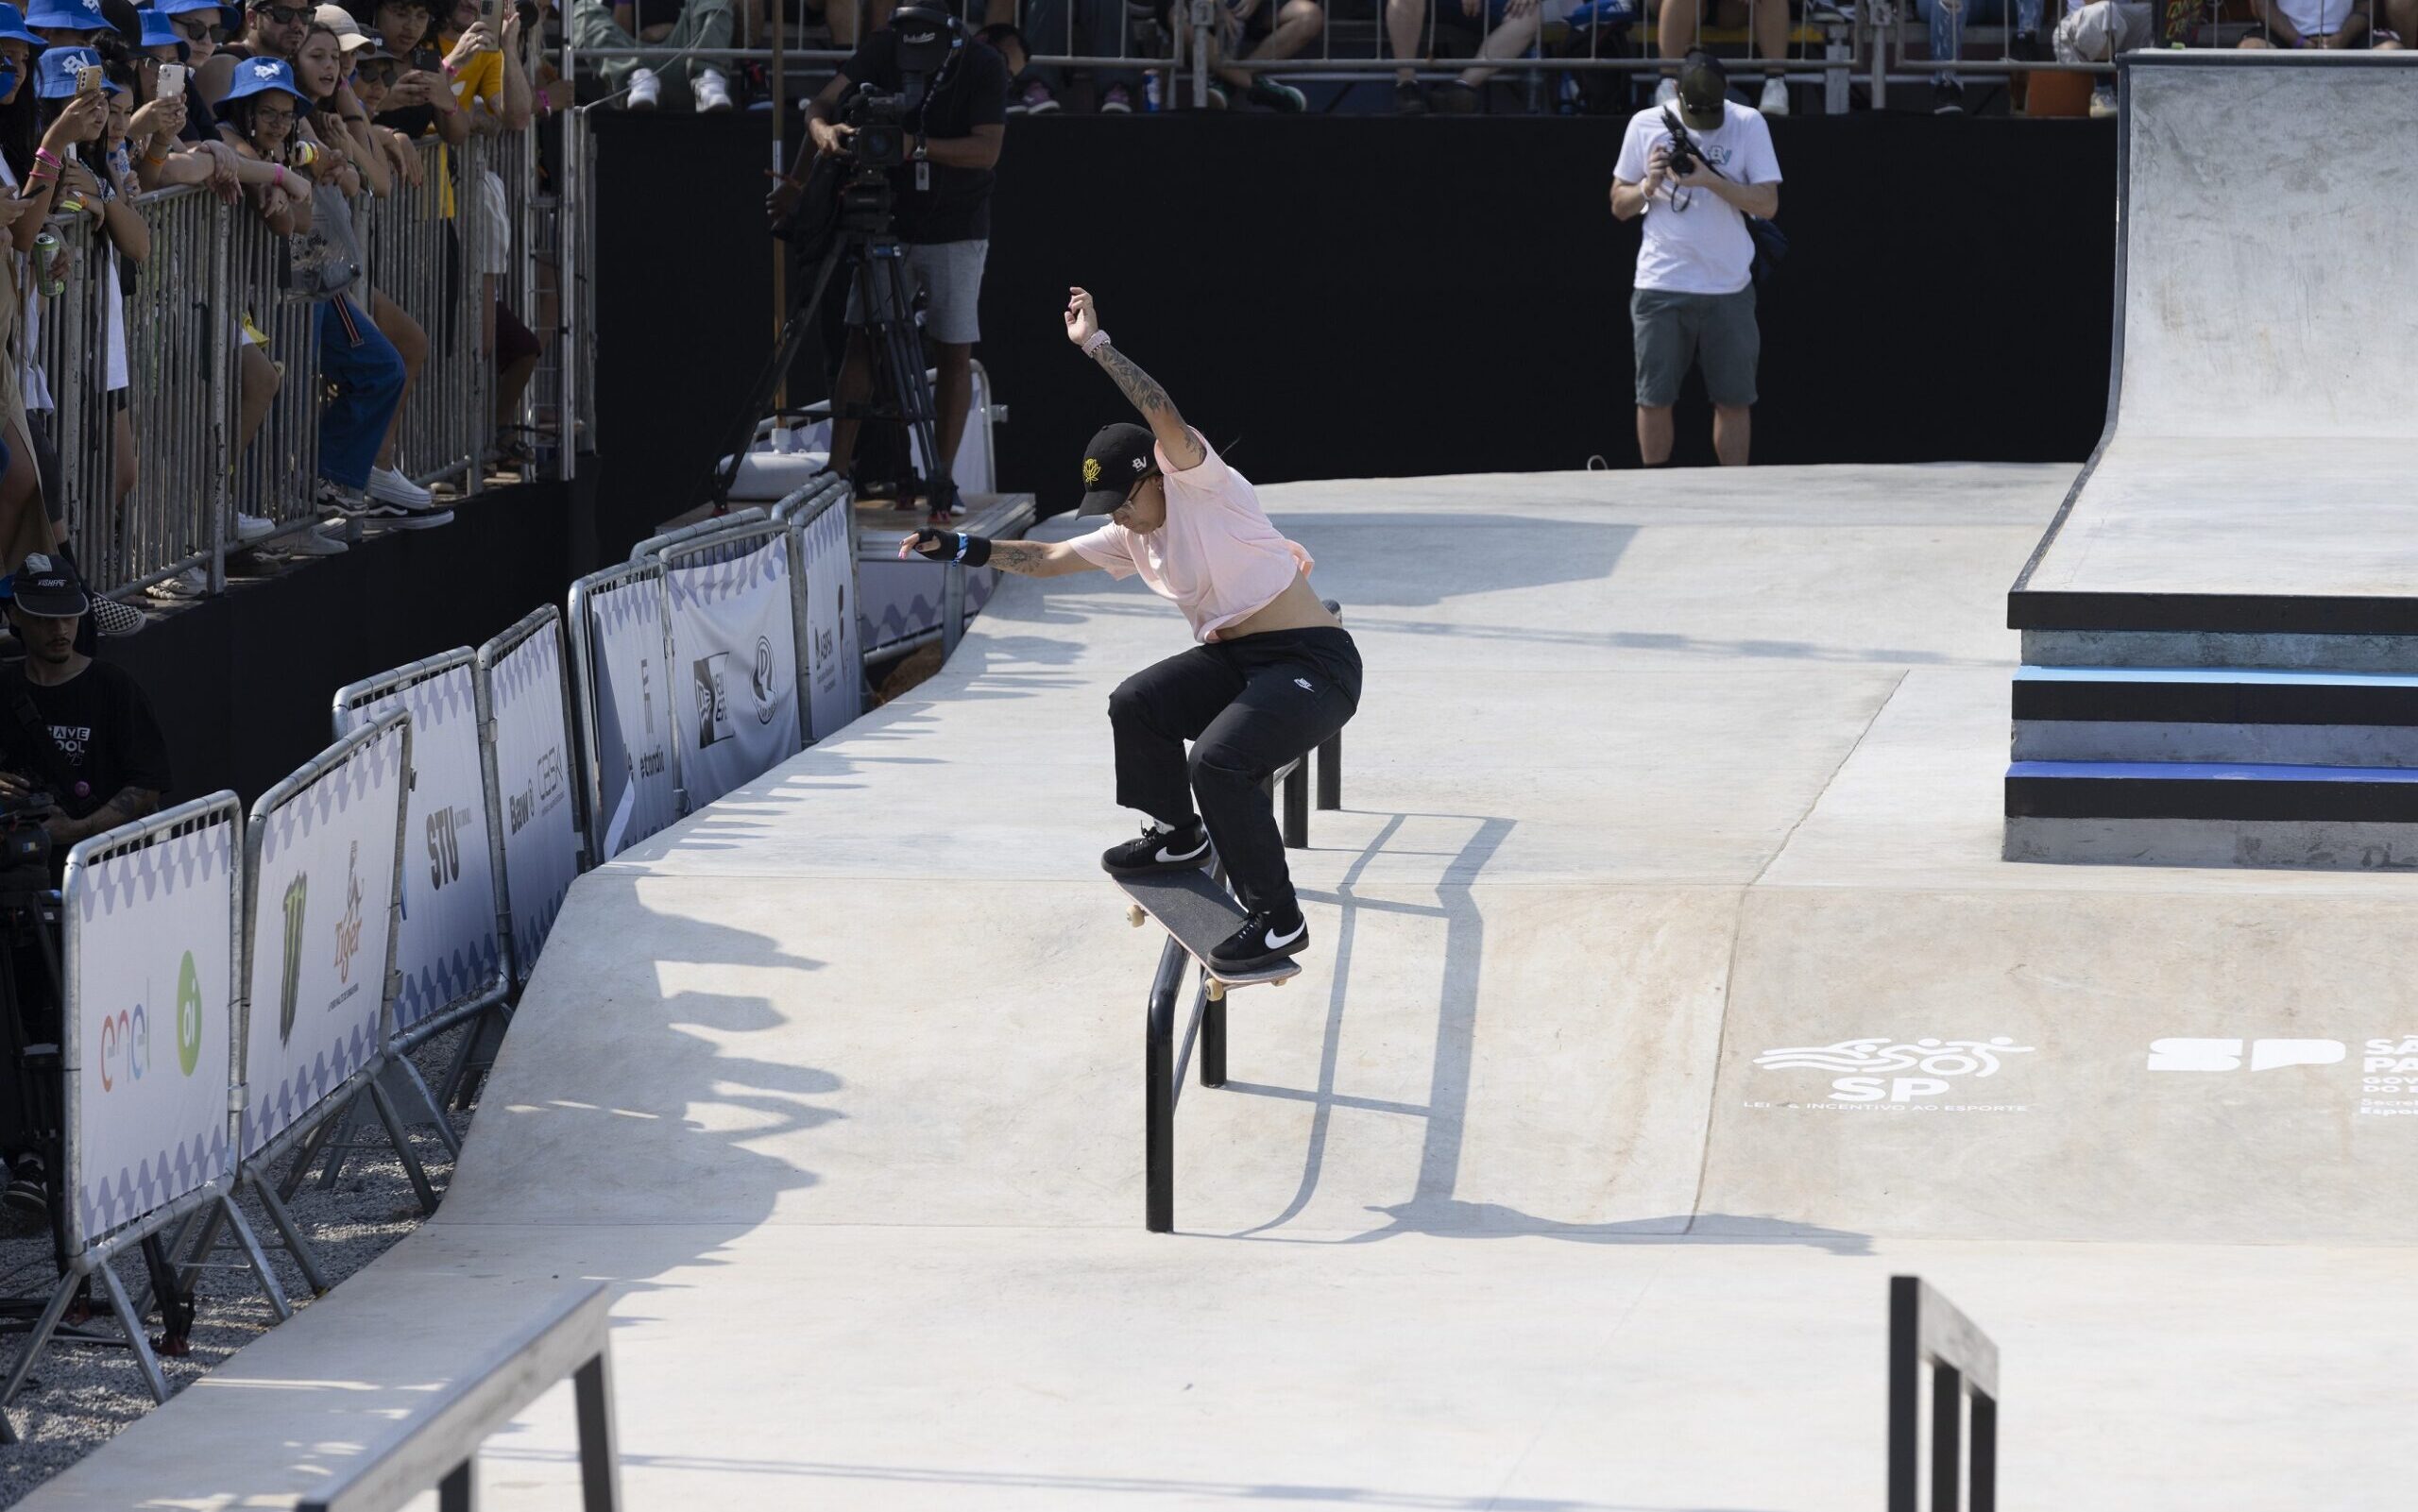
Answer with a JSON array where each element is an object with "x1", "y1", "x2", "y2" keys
[
  {"x1": 251, "y1": 4, "x2": 310, "y2": 23},
  {"x1": 251, "y1": 100, "x2": 296, "y2": 123}
]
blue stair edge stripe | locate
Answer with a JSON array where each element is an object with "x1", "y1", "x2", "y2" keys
[
  {"x1": 2018, "y1": 666, "x2": 2418, "y2": 690},
  {"x1": 2007, "y1": 761, "x2": 2418, "y2": 784}
]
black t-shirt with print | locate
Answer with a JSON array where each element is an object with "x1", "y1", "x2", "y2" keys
[
  {"x1": 834, "y1": 29, "x2": 1008, "y2": 245},
  {"x1": 0, "y1": 659, "x2": 172, "y2": 822}
]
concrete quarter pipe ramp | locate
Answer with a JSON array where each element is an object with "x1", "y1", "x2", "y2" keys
[{"x1": 2007, "y1": 53, "x2": 2418, "y2": 864}]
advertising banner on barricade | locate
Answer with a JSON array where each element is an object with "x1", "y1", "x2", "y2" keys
[
  {"x1": 237, "y1": 714, "x2": 409, "y2": 1161},
  {"x1": 479, "y1": 608, "x2": 582, "y2": 983},
  {"x1": 662, "y1": 528, "x2": 804, "y2": 809},
  {"x1": 568, "y1": 562, "x2": 680, "y2": 862},
  {"x1": 62, "y1": 795, "x2": 241, "y2": 1251},
  {"x1": 781, "y1": 488, "x2": 864, "y2": 743},
  {"x1": 333, "y1": 653, "x2": 505, "y2": 1043}
]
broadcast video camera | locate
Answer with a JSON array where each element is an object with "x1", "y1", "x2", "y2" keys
[{"x1": 0, "y1": 790, "x2": 54, "y2": 878}]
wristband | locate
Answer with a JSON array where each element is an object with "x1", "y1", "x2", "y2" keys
[
  {"x1": 961, "y1": 535, "x2": 992, "y2": 568},
  {"x1": 34, "y1": 148, "x2": 59, "y2": 169},
  {"x1": 273, "y1": 164, "x2": 287, "y2": 190},
  {"x1": 1080, "y1": 329, "x2": 1112, "y2": 358}
]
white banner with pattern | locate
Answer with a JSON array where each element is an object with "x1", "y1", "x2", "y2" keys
[
  {"x1": 486, "y1": 618, "x2": 581, "y2": 981},
  {"x1": 67, "y1": 809, "x2": 237, "y2": 1249},
  {"x1": 338, "y1": 662, "x2": 502, "y2": 1036},
  {"x1": 583, "y1": 573, "x2": 679, "y2": 861},
  {"x1": 796, "y1": 505, "x2": 862, "y2": 744},
  {"x1": 665, "y1": 535, "x2": 801, "y2": 809},
  {"x1": 239, "y1": 720, "x2": 407, "y2": 1160}
]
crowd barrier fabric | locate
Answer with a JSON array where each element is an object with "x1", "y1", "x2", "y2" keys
[
  {"x1": 333, "y1": 653, "x2": 508, "y2": 1045},
  {"x1": 478, "y1": 608, "x2": 585, "y2": 983},
  {"x1": 61, "y1": 795, "x2": 242, "y2": 1252},
  {"x1": 775, "y1": 482, "x2": 867, "y2": 742},
  {"x1": 568, "y1": 560, "x2": 683, "y2": 863},
  {"x1": 237, "y1": 714, "x2": 411, "y2": 1161},
  {"x1": 658, "y1": 525, "x2": 807, "y2": 810}
]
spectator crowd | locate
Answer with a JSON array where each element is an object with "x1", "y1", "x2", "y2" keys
[{"x1": 0, "y1": 0, "x2": 573, "y2": 635}]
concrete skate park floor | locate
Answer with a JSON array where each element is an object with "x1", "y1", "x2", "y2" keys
[{"x1": 35, "y1": 466, "x2": 2418, "y2": 1511}]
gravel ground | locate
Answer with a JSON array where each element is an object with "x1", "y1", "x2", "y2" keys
[{"x1": 0, "y1": 1022, "x2": 483, "y2": 1507}]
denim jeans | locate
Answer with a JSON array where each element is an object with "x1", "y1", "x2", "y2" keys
[
  {"x1": 1918, "y1": 0, "x2": 2044, "y2": 72},
  {"x1": 315, "y1": 298, "x2": 405, "y2": 491},
  {"x1": 571, "y1": 0, "x2": 739, "y2": 95}
]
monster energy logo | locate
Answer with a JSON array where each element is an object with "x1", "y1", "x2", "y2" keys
[{"x1": 279, "y1": 874, "x2": 307, "y2": 1045}]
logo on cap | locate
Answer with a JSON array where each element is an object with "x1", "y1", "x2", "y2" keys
[
  {"x1": 1082, "y1": 457, "x2": 1101, "y2": 486},
  {"x1": 23, "y1": 554, "x2": 50, "y2": 574},
  {"x1": 251, "y1": 59, "x2": 281, "y2": 78}
]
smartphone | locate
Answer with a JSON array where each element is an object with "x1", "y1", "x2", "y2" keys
[
  {"x1": 157, "y1": 61, "x2": 187, "y2": 97},
  {"x1": 74, "y1": 64, "x2": 101, "y2": 96}
]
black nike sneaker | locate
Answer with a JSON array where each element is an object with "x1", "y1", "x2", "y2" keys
[
  {"x1": 1101, "y1": 819, "x2": 1212, "y2": 876},
  {"x1": 1210, "y1": 909, "x2": 1308, "y2": 972}
]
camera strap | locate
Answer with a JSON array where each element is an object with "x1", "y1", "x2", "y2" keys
[{"x1": 7, "y1": 687, "x2": 82, "y2": 805}]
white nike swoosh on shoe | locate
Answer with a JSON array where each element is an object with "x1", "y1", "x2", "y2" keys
[
  {"x1": 1264, "y1": 920, "x2": 1305, "y2": 949},
  {"x1": 1154, "y1": 839, "x2": 1208, "y2": 863}
]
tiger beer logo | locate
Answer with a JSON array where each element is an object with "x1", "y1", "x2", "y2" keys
[{"x1": 1082, "y1": 457, "x2": 1102, "y2": 486}]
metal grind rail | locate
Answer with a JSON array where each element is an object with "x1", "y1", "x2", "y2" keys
[{"x1": 1888, "y1": 1274, "x2": 2000, "y2": 1512}]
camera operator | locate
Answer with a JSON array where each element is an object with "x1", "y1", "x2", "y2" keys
[
  {"x1": 1609, "y1": 50, "x2": 1780, "y2": 469},
  {"x1": 771, "y1": 3, "x2": 1006, "y2": 521},
  {"x1": 0, "y1": 553, "x2": 168, "y2": 855}
]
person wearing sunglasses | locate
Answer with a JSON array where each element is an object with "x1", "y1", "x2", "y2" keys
[{"x1": 196, "y1": 0, "x2": 317, "y2": 114}]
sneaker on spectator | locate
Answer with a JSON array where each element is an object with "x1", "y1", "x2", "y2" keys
[
  {"x1": 694, "y1": 67, "x2": 733, "y2": 112},
  {"x1": 367, "y1": 465, "x2": 434, "y2": 510},
  {"x1": 1393, "y1": 78, "x2": 1428, "y2": 113},
  {"x1": 627, "y1": 66, "x2": 661, "y2": 110},
  {"x1": 1431, "y1": 78, "x2": 1479, "y2": 113},
  {"x1": 1017, "y1": 79, "x2": 1059, "y2": 114},
  {"x1": 362, "y1": 501, "x2": 455, "y2": 531},
  {"x1": 1100, "y1": 84, "x2": 1133, "y2": 113},
  {"x1": 1933, "y1": 75, "x2": 1966, "y2": 113},
  {"x1": 280, "y1": 524, "x2": 348, "y2": 556},
  {"x1": 1760, "y1": 76, "x2": 1789, "y2": 113},
  {"x1": 1654, "y1": 76, "x2": 1678, "y2": 107},
  {"x1": 1247, "y1": 76, "x2": 1306, "y2": 111},
  {"x1": 145, "y1": 567, "x2": 207, "y2": 601},
  {"x1": 234, "y1": 511, "x2": 276, "y2": 541},
  {"x1": 2089, "y1": 82, "x2": 2116, "y2": 117},
  {"x1": 90, "y1": 595, "x2": 146, "y2": 637},
  {"x1": 1205, "y1": 81, "x2": 1227, "y2": 109}
]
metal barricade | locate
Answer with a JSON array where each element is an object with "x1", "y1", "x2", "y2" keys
[
  {"x1": 225, "y1": 188, "x2": 324, "y2": 544},
  {"x1": 32, "y1": 215, "x2": 105, "y2": 585},
  {"x1": 362, "y1": 135, "x2": 485, "y2": 496},
  {"x1": 121, "y1": 187, "x2": 230, "y2": 593}
]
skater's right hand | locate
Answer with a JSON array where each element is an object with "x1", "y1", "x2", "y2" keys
[{"x1": 1064, "y1": 286, "x2": 1100, "y2": 348}]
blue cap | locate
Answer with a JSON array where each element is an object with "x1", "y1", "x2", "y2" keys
[
  {"x1": 33, "y1": 43, "x2": 100, "y2": 95},
  {"x1": 22, "y1": 0, "x2": 106, "y2": 31},
  {"x1": 136, "y1": 7, "x2": 186, "y2": 53},
  {"x1": 214, "y1": 52, "x2": 310, "y2": 112},
  {"x1": 0, "y1": 4, "x2": 40, "y2": 44}
]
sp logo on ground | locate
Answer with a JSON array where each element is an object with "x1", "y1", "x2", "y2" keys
[{"x1": 1751, "y1": 1035, "x2": 2035, "y2": 1108}]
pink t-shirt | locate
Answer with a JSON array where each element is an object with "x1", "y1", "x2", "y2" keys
[{"x1": 1068, "y1": 435, "x2": 1313, "y2": 643}]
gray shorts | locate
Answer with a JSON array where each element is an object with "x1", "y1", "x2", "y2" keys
[
  {"x1": 846, "y1": 237, "x2": 988, "y2": 347},
  {"x1": 1632, "y1": 284, "x2": 1760, "y2": 409}
]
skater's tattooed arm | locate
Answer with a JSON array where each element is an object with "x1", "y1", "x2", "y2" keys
[
  {"x1": 986, "y1": 539, "x2": 1097, "y2": 578},
  {"x1": 1092, "y1": 345, "x2": 1207, "y2": 469}
]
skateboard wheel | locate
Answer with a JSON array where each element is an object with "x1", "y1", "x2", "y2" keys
[
  {"x1": 1207, "y1": 980, "x2": 1226, "y2": 1002},
  {"x1": 1274, "y1": 977, "x2": 1288, "y2": 988},
  {"x1": 1127, "y1": 906, "x2": 1145, "y2": 928}
]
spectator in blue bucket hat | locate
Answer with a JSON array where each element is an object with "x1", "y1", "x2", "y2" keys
[{"x1": 24, "y1": 0, "x2": 111, "y2": 46}]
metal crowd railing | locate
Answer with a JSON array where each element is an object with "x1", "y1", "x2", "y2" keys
[{"x1": 32, "y1": 127, "x2": 594, "y2": 604}]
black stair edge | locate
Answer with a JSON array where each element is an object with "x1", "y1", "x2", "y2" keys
[
  {"x1": 2008, "y1": 590, "x2": 2418, "y2": 637},
  {"x1": 2013, "y1": 680, "x2": 2418, "y2": 727},
  {"x1": 2006, "y1": 774, "x2": 2418, "y2": 823}
]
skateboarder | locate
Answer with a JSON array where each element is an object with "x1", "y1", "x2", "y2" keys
[{"x1": 902, "y1": 287, "x2": 1361, "y2": 972}]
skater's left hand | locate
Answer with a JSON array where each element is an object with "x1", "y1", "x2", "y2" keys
[{"x1": 1064, "y1": 286, "x2": 1100, "y2": 348}]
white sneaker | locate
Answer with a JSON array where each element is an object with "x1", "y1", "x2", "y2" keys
[
  {"x1": 145, "y1": 566, "x2": 208, "y2": 601},
  {"x1": 1654, "y1": 76, "x2": 1678, "y2": 107},
  {"x1": 234, "y1": 511, "x2": 276, "y2": 541},
  {"x1": 693, "y1": 67, "x2": 733, "y2": 113},
  {"x1": 1760, "y1": 75, "x2": 1790, "y2": 114},
  {"x1": 626, "y1": 66, "x2": 661, "y2": 110},
  {"x1": 280, "y1": 525, "x2": 348, "y2": 556},
  {"x1": 2088, "y1": 83, "x2": 2117, "y2": 118},
  {"x1": 366, "y1": 465, "x2": 434, "y2": 509}
]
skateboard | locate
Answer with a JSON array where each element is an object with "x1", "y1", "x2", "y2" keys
[{"x1": 1116, "y1": 867, "x2": 1301, "y2": 997}]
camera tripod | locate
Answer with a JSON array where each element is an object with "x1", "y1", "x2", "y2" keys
[{"x1": 707, "y1": 167, "x2": 954, "y2": 517}]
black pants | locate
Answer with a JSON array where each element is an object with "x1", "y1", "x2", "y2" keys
[{"x1": 1109, "y1": 626, "x2": 1361, "y2": 917}]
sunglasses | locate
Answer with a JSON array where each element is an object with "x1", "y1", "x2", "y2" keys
[
  {"x1": 250, "y1": 3, "x2": 310, "y2": 22},
  {"x1": 172, "y1": 16, "x2": 218, "y2": 39},
  {"x1": 353, "y1": 59, "x2": 398, "y2": 81}
]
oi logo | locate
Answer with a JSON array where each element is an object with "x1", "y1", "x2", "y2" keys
[{"x1": 176, "y1": 950, "x2": 202, "y2": 1077}]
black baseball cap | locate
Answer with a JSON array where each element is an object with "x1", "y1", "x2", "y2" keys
[
  {"x1": 1678, "y1": 49, "x2": 1728, "y2": 116},
  {"x1": 10, "y1": 552, "x2": 87, "y2": 619},
  {"x1": 1078, "y1": 422, "x2": 1158, "y2": 517}
]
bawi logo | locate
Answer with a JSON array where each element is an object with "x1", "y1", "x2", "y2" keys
[
  {"x1": 1753, "y1": 1036, "x2": 2034, "y2": 1103},
  {"x1": 694, "y1": 653, "x2": 733, "y2": 748}
]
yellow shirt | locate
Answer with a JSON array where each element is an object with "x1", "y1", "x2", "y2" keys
[{"x1": 441, "y1": 40, "x2": 505, "y2": 116}]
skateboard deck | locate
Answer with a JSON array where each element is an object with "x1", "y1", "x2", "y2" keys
[{"x1": 1115, "y1": 867, "x2": 1301, "y2": 994}]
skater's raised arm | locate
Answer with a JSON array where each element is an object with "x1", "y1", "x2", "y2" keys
[
  {"x1": 900, "y1": 530, "x2": 1098, "y2": 578},
  {"x1": 1064, "y1": 288, "x2": 1207, "y2": 471}
]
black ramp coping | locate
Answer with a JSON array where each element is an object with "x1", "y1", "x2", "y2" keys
[
  {"x1": 2008, "y1": 591, "x2": 2418, "y2": 637},
  {"x1": 2013, "y1": 671, "x2": 2418, "y2": 727},
  {"x1": 2006, "y1": 761, "x2": 2418, "y2": 823}
]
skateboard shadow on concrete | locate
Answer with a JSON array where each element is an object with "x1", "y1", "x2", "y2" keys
[{"x1": 1208, "y1": 808, "x2": 1871, "y2": 1257}]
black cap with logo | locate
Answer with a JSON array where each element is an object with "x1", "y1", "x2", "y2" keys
[
  {"x1": 1678, "y1": 48, "x2": 1728, "y2": 120},
  {"x1": 1077, "y1": 422, "x2": 1159, "y2": 517},
  {"x1": 10, "y1": 552, "x2": 87, "y2": 619}
]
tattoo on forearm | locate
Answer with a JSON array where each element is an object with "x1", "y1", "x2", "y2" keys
[
  {"x1": 987, "y1": 540, "x2": 1055, "y2": 576},
  {"x1": 89, "y1": 788, "x2": 158, "y2": 835},
  {"x1": 1095, "y1": 345, "x2": 1173, "y2": 419}
]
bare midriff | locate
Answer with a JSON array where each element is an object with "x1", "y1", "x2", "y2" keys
[{"x1": 1215, "y1": 572, "x2": 1341, "y2": 641}]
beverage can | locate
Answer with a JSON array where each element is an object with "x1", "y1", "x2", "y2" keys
[{"x1": 31, "y1": 229, "x2": 61, "y2": 297}]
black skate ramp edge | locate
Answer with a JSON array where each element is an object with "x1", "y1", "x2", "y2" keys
[
  {"x1": 2006, "y1": 761, "x2": 2418, "y2": 823},
  {"x1": 2009, "y1": 590, "x2": 2418, "y2": 638}
]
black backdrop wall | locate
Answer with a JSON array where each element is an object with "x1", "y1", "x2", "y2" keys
[{"x1": 593, "y1": 110, "x2": 2115, "y2": 534}]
